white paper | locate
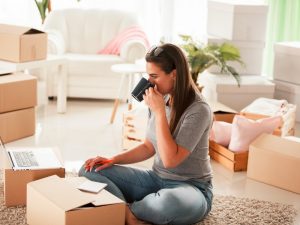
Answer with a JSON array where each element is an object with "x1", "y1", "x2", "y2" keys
[{"x1": 77, "y1": 180, "x2": 107, "y2": 194}]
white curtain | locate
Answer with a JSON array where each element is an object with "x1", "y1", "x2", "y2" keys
[
  {"x1": 0, "y1": 0, "x2": 207, "y2": 45},
  {"x1": 0, "y1": 0, "x2": 41, "y2": 28}
]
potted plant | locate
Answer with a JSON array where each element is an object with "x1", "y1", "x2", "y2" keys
[
  {"x1": 34, "y1": 0, "x2": 51, "y2": 24},
  {"x1": 34, "y1": 0, "x2": 81, "y2": 24},
  {"x1": 180, "y1": 35, "x2": 243, "y2": 87}
]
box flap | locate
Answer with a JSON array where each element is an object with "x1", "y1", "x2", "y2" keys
[
  {"x1": 64, "y1": 177, "x2": 124, "y2": 206},
  {"x1": 207, "y1": 101, "x2": 237, "y2": 114},
  {"x1": 92, "y1": 190, "x2": 124, "y2": 206},
  {"x1": 24, "y1": 28, "x2": 44, "y2": 35},
  {"x1": 0, "y1": 24, "x2": 32, "y2": 35},
  {"x1": 0, "y1": 72, "x2": 36, "y2": 84},
  {"x1": 28, "y1": 175, "x2": 96, "y2": 211},
  {"x1": 250, "y1": 133, "x2": 300, "y2": 159}
]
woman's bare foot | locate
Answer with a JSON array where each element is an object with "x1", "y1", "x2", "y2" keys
[{"x1": 125, "y1": 205, "x2": 152, "y2": 225}]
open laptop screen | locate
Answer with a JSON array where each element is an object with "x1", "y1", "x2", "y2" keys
[{"x1": 0, "y1": 136, "x2": 62, "y2": 170}]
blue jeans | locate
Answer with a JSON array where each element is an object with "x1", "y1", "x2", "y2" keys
[{"x1": 78, "y1": 165, "x2": 213, "y2": 225}]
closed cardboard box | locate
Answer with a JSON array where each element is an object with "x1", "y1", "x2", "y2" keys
[
  {"x1": 274, "y1": 42, "x2": 300, "y2": 85},
  {"x1": 0, "y1": 24, "x2": 47, "y2": 62},
  {"x1": 247, "y1": 133, "x2": 300, "y2": 194},
  {"x1": 0, "y1": 107, "x2": 35, "y2": 143},
  {"x1": 207, "y1": 0, "x2": 268, "y2": 41},
  {"x1": 2, "y1": 148, "x2": 65, "y2": 206},
  {"x1": 27, "y1": 175, "x2": 125, "y2": 225},
  {"x1": 206, "y1": 36, "x2": 265, "y2": 75},
  {"x1": 199, "y1": 72, "x2": 275, "y2": 111},
  {"x1": 0, "y1": 73, "x2": 37, "y2": 113}
]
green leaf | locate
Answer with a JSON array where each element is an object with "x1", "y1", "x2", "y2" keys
[{"x1": 179, "y1": 35, "x2": 244, "y2": 85}]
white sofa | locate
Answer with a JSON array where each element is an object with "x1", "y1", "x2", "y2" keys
[{"x1": 44, "y1": 9, "x2": 148, "y2": 99}]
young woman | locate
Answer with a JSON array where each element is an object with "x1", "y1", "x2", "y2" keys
[{"x1": 79, "y1": 43, "x2": 213, "y2": 225}]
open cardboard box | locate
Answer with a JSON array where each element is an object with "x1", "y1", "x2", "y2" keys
[
  {"x1": 247, "y1": 133, "x2": 300, "y2": 194},
  {"x1": 27, "y1": 175, "x2": 125, "y2": 225},
  {"x1": 208, "y1": 103, "x2": 282, "y2": 172},
  {"x1": 2, "y1": 147, "x2": 65, "y2": 206},
  {"x1": 208, "y1": 101, "x2": 237, "y2": 123},
  {"x1": 0, "y1": 24, "x2": 47, "y2": 62}
]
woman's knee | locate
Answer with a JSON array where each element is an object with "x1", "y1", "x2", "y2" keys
[
  {"x1": 132, "y1": 187, "x2": 208, "y2": 225},
  {"x1": 78, "y1": 164, "x2": 86, "y2": 177}
]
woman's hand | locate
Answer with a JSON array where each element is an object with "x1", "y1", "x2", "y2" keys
[
  {"x1": 84, "y1": 156, "x2": 114, "y2": 172},
  {"x1": 143, "y1": 86, "x2": 165, "y2": 114}
]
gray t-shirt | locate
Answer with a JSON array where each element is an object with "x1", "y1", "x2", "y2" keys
[{"x1": 146, "y1": 93, "x2": 213, "y2": 182}]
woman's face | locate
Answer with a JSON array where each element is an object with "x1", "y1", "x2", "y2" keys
[{"x1": 146, "y1": 62, "x2": 176, "y2": 95}]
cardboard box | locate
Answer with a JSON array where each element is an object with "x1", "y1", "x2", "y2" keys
[
  {"x1": 207, "y1": 0, "x2": 268, "y2": 41},
  {"x1": 0, "y1": 73, "x2": 37, "y2": 113},
  {"x1": 209, "y1": 140, "x2": 248, "y2": 172},
  {"x1": 274, "y1": 79, "x2": 300, "y2": 122},
  {"x1": 0, "y1": 107, "x2": 35, "y2": 143},
  {"x1": 274, "y1": 42, "x2": 300, "y2": 85},
  {"x1": 2, "y1": 148, "x2": 65, "y2": 206},
  {"x1": 206, "y1": 36, "x2": 265, "y2": 75},
  {"x1": 199, "y1": 72, "x2": 275, "y2": 111},
  {"x1": 0, "y1": 24, "x2": 47, "y2": 62},
  {"x1": 27, "y1": 175, "x2": 125, "y2": 225},
  {"x1": 247, "y1": 133, "x2": 300, "y2": 194}
]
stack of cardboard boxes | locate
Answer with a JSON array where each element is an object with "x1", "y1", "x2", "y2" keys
[
  {"x1": 0, "y1": 24, "x2": 65, "y2": 208},
  {"x1": 0, "y1": 23, "x2": 49, "y2": 144},
  {"x1": 0, "y1": 24, "x2": 126, "y2": 224},
  {"x1": 0, "y1": 73, "x2": 37, "y2": 143},
  {"x1": 201, "y1": 0, "x2": 274, "y2": 111}
]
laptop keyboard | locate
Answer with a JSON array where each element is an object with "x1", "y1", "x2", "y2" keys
[{"x1": 13, "y1": 151, "x2": 39, "y2": 167}]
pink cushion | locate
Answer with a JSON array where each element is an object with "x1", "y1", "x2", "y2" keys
[
  {"x1": 98, "y1": 25, "x2": 150, "y2": 55},
  {"x1": 210, "y1": 121, "x2": 232, "y2": 147},
  {"x1": 228, "y1": 115, "x2": 282, "y2": 152}
]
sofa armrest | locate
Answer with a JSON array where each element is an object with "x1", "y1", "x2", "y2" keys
[
  {"x1": 46, "y1": 29, "x2": 66, "y2": 55},
  {"x1": 120, "y1": 40, "x2": 147, "y2": 62}
]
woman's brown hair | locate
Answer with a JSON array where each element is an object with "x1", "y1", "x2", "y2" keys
[{"x1": 145, "y1": 43, "x2": 199, "y2": 134}]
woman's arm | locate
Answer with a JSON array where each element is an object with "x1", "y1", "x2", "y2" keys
[
  {"x1": 85, "y1": 139, "x2": 155, "y2": 171},
  {"x1": 144, "y1": 87, "x2": 190, "y2": 168},
  {"x1": 112, "y1": 139, "x2": 155, "y2": 164},
  {"x1": 155, "y1": 112, "x2": 190, "y2": 168}
]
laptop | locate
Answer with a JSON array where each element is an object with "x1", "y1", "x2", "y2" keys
[{"x1": 0, "y1": 136, "x2": 63, "y2": 170}]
